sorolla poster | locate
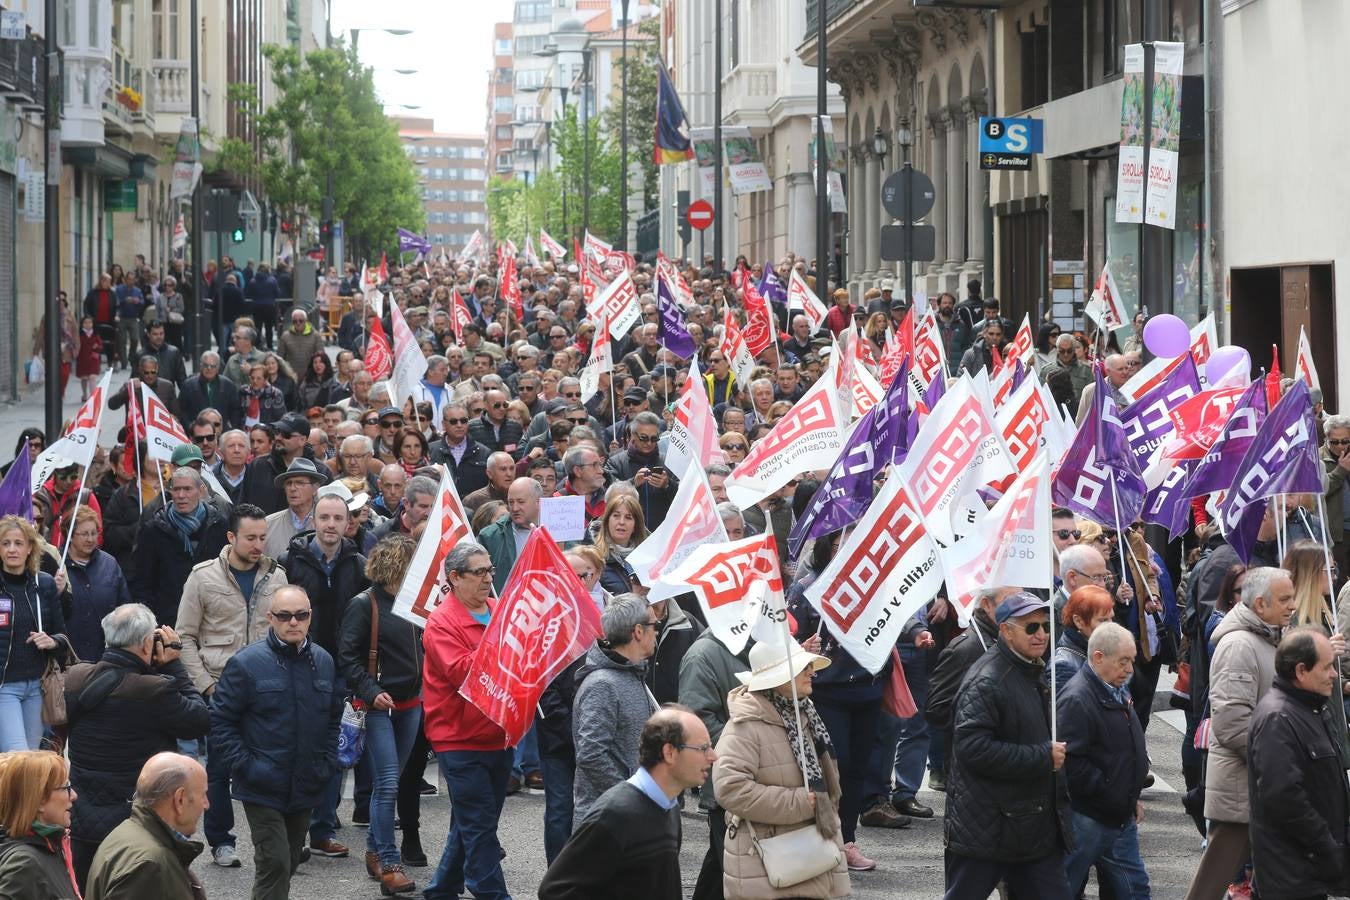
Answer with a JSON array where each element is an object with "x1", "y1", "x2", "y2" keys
[
  {"x1": 1114, "y1": 44, "x2": 1146, "y2": 224},
  {"x1": 1144, "y1": 42, "x2": 1184, "y2": 229}
]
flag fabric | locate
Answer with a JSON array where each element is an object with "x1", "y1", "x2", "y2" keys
[
  {"x1": 788, "y1": 357, "x2": 912, "y2": 559},
  {"x1": 1052, "y1": 367, "x2": 1147, "y2": 528},
  {"x1": 787, "y1": 269, "x2": 829, "y2": 335},
  {"x1": 1122, "y1": 314, "x2": 1217, "y2": 400},
  {"x1": 1141, "y1": 458, "x2": 1199, "y2": 538},
  {"x1": 740, "y1": 279, "x2": 774, "y2": 357},
  {"x1": 725, "y1": 352, "x2": 849, "y2": 509},
  {"x1": 539, "y1": 228, "x2": 566, "y2": 259},
  {"x1": 1085, "y1": 264, "x2": 1127, "y2": 330},
  {"x1": 459, "y1": 527, "x2": 604, "y2": 745},
  {"x1": 912, "y1": 311, "x2": 947, "y2": 389},
  {"x1": 720, "y1": 310, "x2": 758, "y2": 388},
  {"x1": 1006, "y1": 314, "x2": 1034, "y2": 367},
  {"x1": 665, "y1": 534, "x2": 787, "y2": 654},
  {"x1": 1217, "y1": 379, "x2": 1323, "y2": 562},
  {"x1": 591, "y1": 269, "x2": 641, "y2": 340},
  {"x1": 666, "y1": 358, "x2": 726, "y2": 479},
  {"x1": 461, "y1": 230, "x2": 486, "y2": 263},
  {"x1": 653, "y1": 62, "x2": 695, "y2": 165},
  {"x1": 32, "y1": 372, "x2": 111, "y2": 492},
  {"x1": 759, "y1": 265, "x2": 787, "y2": 306},
  {"x1": 523, "y1": 235, "x2": 539, "y2": 266},
  {"x1": 449, "y1": 291, "x2": 474, "y2": 345},
  {"x1": 397, "y1": 228, "x2": 431, "y2": 256},
  {"x1": 365, "y1": 316, "x2": 393, "y2": 381},
  {"x1": 389, "y1": 301, "x2": 428, "y2": 408},
  {"x1": 1158, "y1": 386, "x2": 1247, "y2": 464},
  {"x1": 1118, "y1": 354, "x2": 1202, "y2": 471},
  {"x1": 994, "y1": 375, "x2": 1053, "y2": 491},
  {"x1": 1183, "y1": 378, "x2": 1269, "y2": 500},
  {"x1": 803, "y1": 467, "x2": 944, "y2": 674},
  {"x1": 895, "y1": 374, "x2": 1013, "y2": 546},
  {"x1": 656, "y1": 274, "x2": 697, "y2": 359},
  {"x1": 850, "y1": 360, "x2": 884, "y2": 419},
  {"x1": 628, "y1": 459, "x2": 729, "y2": 603},
  {"x1": 578, "y1": 313, "x2": 613, "y2": 405},
  {"x1": 877, "y1": 332, "x2": 907, "y2": 391},
  {"x1": 1266, "y1": 345, "x2": 1283, "y2": 409},
  {"x1": 499, "y1": 253, "x2": 523, "y2": 321},
  {"x1": 141, "y1": 382, "x2": 192, "y2": 463},
  {"x1": 1296, "y1": 326, "x2": 1320, "y2": 390},
  {"x1": 0, "y1": 441, "x2": 33, "y2": 521},
  {"x1": 393, "y1": 469, "x2": 472, "y2": 627}
]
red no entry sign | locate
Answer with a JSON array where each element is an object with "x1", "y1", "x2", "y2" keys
[{"x1": 687, "y1": 199, "x2": 714, "y2": 231}]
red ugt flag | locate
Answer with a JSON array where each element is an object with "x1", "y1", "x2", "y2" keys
[{"x1": 366, "y1": 317, "x2": 394, "y2": 381}]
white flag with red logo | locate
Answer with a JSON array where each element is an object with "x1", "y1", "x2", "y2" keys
[
  {"x1": 940, "y1": 456, "x2": 1050, "y2": 626},
  {"x1": 912, "y1": 310, "x2": 947, "y2": 388},
  {"x1": 725, "y1": 349, "x2": 848, "y2": 508},
  {"x1": 141, "y1": 381, "x2": 191, "y2": 463},
  {"x1": 665, "y1": 533, "x2": 788, "y2": 654},
  {"x1": 578, "y1": 313, "x2": 613, "y2": 405},
  {"x1": 720, "y1": 310, "x2": 758, "y2": 387},
  {"x1": 523, "y1": 235, "x2": 539, "y2": 267},
  {"x1": 629, "y1": 459, "x2": 729, "y2": 603},
  {"x1": 394, "y1": 468, "x2": 473, "y2": 627},
  {"x1": 896, "y1": 373, "x2": 1014, "y2": 546},
  {"x1": 539, "y1": 228, "x2": 566, "y2": 260},
  {"x1": 1006, "y1": 314, "x2": 1034, "y2": 367},
  {"x1": 584, "y1": 231, "x2": 612, "y2": 266},
  {"x1": 994, "y1": 375, "x2": 1052, "y2": 489},
  {"x1": 1085, "y1": 264, "x2": 1127, "y2": 330},
  {"x1": 365, "y1": 316, "x2": 394, "y2": 382},
  {"x1": 592, "y1": 269, "x2": 641, "y2": 340},
  {"x1": 657, "y1": 253, "x2": 695, "y2": 308},
  {"x1": 1122, "y1": 313, "x2": 1217, "y2": 400},
  {"x1": 666, "y1": 358, "x2": 726, "y2": 478},
  {"x1": 788, "y1": 269, "x2": 829, "y2": 335},
  {"x1": 851, "y1": 357, "x2": 883, "y2": 419},
  {"x1": 389, "y1": 301, "x2": 427, "y2": 407},
  {"x1": 803, "y1": 468, "x2": 945, "y2": 674},
  {"x1": 31, "y1": 371, "x2": 111, "y2": 492},
  {"x1": 1296, "y1": 326, "x2": 1320, "y2": 391},
  {"x1": 449, "y1": 291, "x2": 474, "y2": 345},
  {"x1": 459, "y1": 527, "x2": 604, "y2": 745}
]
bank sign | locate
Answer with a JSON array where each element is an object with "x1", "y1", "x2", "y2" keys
[{"x1": 978, "y1": 117, "x2": 1043, "y2": 171}]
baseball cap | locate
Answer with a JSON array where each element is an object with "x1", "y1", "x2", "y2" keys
[
  {"x1": 650, "y1": 364, "x2": 677, "y2": 379},
  {"x1": 545, "y1": 398, "x2": 570, "y2": 416},
  {"x1": 995, "y1": 592, "x2": 1051, "y2": 625},
  {"x1": 276, "y1": 413, "x2": 311, "y2": 438},
  {"x1": 622, "y1": 387, "x2": 647, "y2": 403},
  {"x1": 170, "y1": 444, "x2": 205, "y2": 467},
  {"x1": 377, "y1": 406, "x2": 403, "y2": 421}
]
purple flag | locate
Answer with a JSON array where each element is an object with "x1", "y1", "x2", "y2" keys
[
  {"x1": 787, "y1": 357, "x2": 911, "y2": 559},
  {"x1": 758, "y1": 264, "x2": 787, "y2": 306},
  {"x1": 1142, "y1": 458, "x2": 1198, "y2": 539},
  {"x1": 1184, "y1": 378, "x2": 1269, "y2": 499},
  {"x1": 1119, "y1": 354, "x2": 1202, "y2": 470},
  {"x1": 1052, "y1": 367, "x2": 1147, "y2": 527},
  {"x1": 1217, "y1": 379, "x2": 1323, "y2": 562},
  {"x1": 1009, "y1": 359, "x2": 1026, "y2": 396},
  {"x1": 397, "y1": 228, "x2": 431, "y2": 255},
  {"x1": 656, "y1": 274, "x2": 697, "y2": 359},
  {"x1": 0, "y1": 444, "x2": 33, "y2": 521}
]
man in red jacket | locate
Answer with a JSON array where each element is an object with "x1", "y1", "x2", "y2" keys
[{"x1": 421, "y1": 540, "x2": 514, "y2": 900}]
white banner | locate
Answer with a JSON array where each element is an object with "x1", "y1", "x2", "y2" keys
[
  {"x1": 169, "y1": 116, "x2": 202, "y2": 200},
  {"x1": 1115, "y1": 43, "x2": 1145, "y2": 224},
  {"x1": 811, "y1": 117, "x2": 846, "y2": 214},
  {"x1": 665, "y1": 534, "x2": 787, "y2": 654},
  {"x1": 578, "y1": 313, "x2": 613, "y2": 405},
  {"x1": 539, "y1": 228, "x2": 566, "y2": 259},
  {"x1": 666, "y1": 358, "x2": 726, "y2": 478},
  {"x1": 629, "y1": 459, "x2": 729, "y2": 603},
  {"x1": 1296, "y1": 325, "x2": 1320, "y2": 390},
  {"x1": 389, "y1": 300, "x2": 427, "y2": 409},
  {"x1": 393, "y1": 469, "x2": 472, "y2": 627},
  {"x1": 1144, "y1": 41, "x2": 1185, "y2": 229},
  {"x1": 722, "y1": 126, "x2": 771, "y2": 195},
  {"x1": 912, "y1": 310, "x2": 947, "y2": 388},
  {"x1": 803, "y1": 469, "x2": 944, "y2": 674},
  {"x1": 787, "y1": 269, "x2": 829, "y2": 335},
  {"x1": 141, "y1": 381, "x2": 190, "y2": 463},
  {"x1": 720, "y1": 310, "x2": 758, "y2": 387},
  {"x1": 690, "y1": 127, "x2": 718, "y2": 198},
  {"x1": 592, "y1": 269, "x2": 641, "y2": 340},
  {"x1": 1121, "y1": 313, "x2": 1217, "y2": 400},
  {"x1": 31, "y1": 371, "x2": 110, "y2": 492}
]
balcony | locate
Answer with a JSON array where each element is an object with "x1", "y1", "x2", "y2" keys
[
  {"x1": 802, "y1": 0, "x2": 859, "y2": 42},
  {"x1": 799, "y1": 0, "x2": 916, "y2": 65},
  {"x1": 152, "y1": 58, "x2": 189, "y2": 115},
  {"x1": 102, "y1": 44, "x2": 154, "y2": 136},
  {"x1": 0, "y1": 29, "x2": 47, "y2": 112},
  {"x1": 722, "y1": 64, "x2": 777, "y2": 129}
]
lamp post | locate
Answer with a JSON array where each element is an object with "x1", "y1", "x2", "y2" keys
[
  {"x1": 617, "y1": 0, "x2": 631, "y2": 251},
  {"x1": 42, "y1": 0, "x2": 60, "y2": 430},
  {"x1": 544, "y1": 21, "x2": 592, "y2": 244},
  {"x1": 814, "y1": 0, "x2": 828, "y2": 297},
  {"x1": 894, "y1": 117, "x2": 914, "y2": 308},
  {"x1": 713, "y1": 0, "x2": 723, "y2": 274}
]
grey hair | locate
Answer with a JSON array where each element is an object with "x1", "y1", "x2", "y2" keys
[
  {"x1": 1087, "y1": 621, "x2": 1133, "y2": 658},
  {"x1": 340, "y1": 434, "x2": 372, "y2": 455},
  {"x1": 404, "y1": 475, "x2": 439, "y2": 505},
  {"x1": 562, "y1": 445, "x2": 596, "y2": 479},
  {"x1": 169, "y1": 467, "x2": 205, "y2": 490},
  {"x1": 605, "y1": 481, "x2": 638, "y2": 504},
  {"x1": 716, "y1": 502, "x2": 743, "y2": 523},
  {"x1": 706, "y1": 463, "x2": 732, "y2": 478},
  {"x1": 220, "y1": 429, "x2": 248, "y2": 447},
  {"x1": 234, "y1": 326, "x2": 257, "y2": 344},
  {"x1": 135, "y1": 757, "x2": 196, "y2": 806},
  {"x1": 102, "y1": 603, "x2": 157, "y2": 650},
  {"x1": 1055, "y1": 333, "x2": 1076, "y2": 349},
  {"x1": 558, "y1": 376, "x2": 581, "y2": 391},
  {"x1": 1325, "y1": 415, "x2": 1350, "y2": 436},
  {"x1": 632, "y1": 411, "x2": 662, "y2": 430},
  {"x1": 602, "y1": 594, "x2": 649, "y2": 646},
  {"x1": 200, "y1": 350, "x2": 221, "y2": 367},
  {"x1": 750, "y1": 377, "x2": 773, "y2": 392},
  {"x1": 1059, "y1": 544, "x2": 1104, "y2": 580},
  {"x1": 1240, "y1": 567, "x2": 1290, "y2": 609},
  {"x1": 444, "y1": 539, "x2": 489, "y2": 574},
  {"x1": 426, "y1": 355, "x2": 449, "y2": 371}
]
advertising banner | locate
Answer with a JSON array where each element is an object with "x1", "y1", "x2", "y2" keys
[
  {"x1": 722, "y1": 126, "x2": 771, "y2": 195},
  {"x1": 1145, "y1": 42, "x2": 1184, "y2": 228},
  {"x1": 1114, "y1": 44, "x2": 1145, "y2": 224}
]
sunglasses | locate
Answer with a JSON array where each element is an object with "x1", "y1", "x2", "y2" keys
[
  {"x1": 724, "y1": 442, "x2": 748, "y2": 451},
  {"x1": 381, "y1": 420, "x2": 404, "y2": 428},
  {"x1": 361, "y1": 419, "x2": 379, "y2": 426},
  {"x1": 566, "y1": 416, "x2": 588, "y2": 425},
  {"x1": 490, "y1": 402, "x2": 508, "y2": 409},
  {"x1": 563, "y1": 391, "x2": 581, "y2": 400},
  {"x1": 633, "y1": 433, "x2": 659, "y2": 444},
  {"x1": 192, "y1": 434, "x2": 217, "y2": 445},
  {"x1": 444, "y1": 417, "x2": 469, "y2": 425},
  {"x1": 457, "y1": 565, "x2": 495, "y2": 577},
  {"x1": 271, "y1": 610, "x2": 312, "y2": 623},
  {"x1": 1055, "y1": 529, "x2": 1081, "y2": 541},
  {"x1": 1020, "y1": 621, "x2": 1049, "y2": 635}
]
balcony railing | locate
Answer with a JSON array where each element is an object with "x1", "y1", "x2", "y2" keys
[
  {"x1": 152, "y1": 58, "x2": 188, "y2": 114},
  {"x1": 103, "y1": 44, "x2": 154, "y2": 133},
  {"x1": 0, "y1": 29, "x2": 47, "y2": 111},
  {"x1": 803, "y1": 0, "x2": 860, "y2": 41}
]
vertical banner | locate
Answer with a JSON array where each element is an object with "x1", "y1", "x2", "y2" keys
[
  {"x1": 1144, "y1": 41, "x2": 1184, "y2": 228},
  {"x1": 169, "y1": 116, "x2": 203, "y2": 200},
  {"x1": 722, "y1": 126, "x2": 771, "y2": 195},
  {"x1": 1114, "y1": 44, "x2": 1145, "y2": 224},
  {"x1": 811, "y1": 117, "x2": 847, "y2": 214},
  {"x1": 690, "y1": 127, "x2": 718, "y2": 198}
]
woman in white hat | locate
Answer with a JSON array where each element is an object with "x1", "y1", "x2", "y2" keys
[{"x1": 714, "y1": 640, "x2": 850, "y2": 899}]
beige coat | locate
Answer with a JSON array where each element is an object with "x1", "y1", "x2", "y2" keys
[
  {"x1": 1204, "y1": 601, "x2": 1280, "y2": 823},
  {"x1": 175, "y1": 548, "x2": 288, "y2": 694},
  {"x1": 713, "y1": 686, "x2": 850, "y2": 900}
]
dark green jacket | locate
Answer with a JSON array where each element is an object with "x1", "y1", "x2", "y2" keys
[
  {"x1": 677, "y1": 630, "x2": 750, "y2": 810},
  {"x1": 477, "y1": 517, "x2": 523, "y2": 594},
  {"x1": 85, "y1": 805, "x2": 205, "y2": 900}
]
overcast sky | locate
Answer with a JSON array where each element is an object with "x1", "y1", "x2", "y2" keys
[{"x1": 330, "y1": 0, "x2": 515, "y2": 135}]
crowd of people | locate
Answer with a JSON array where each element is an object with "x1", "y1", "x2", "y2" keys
[{"x1": 0, "y1": 246, "x2": 1342, "y2": 900}]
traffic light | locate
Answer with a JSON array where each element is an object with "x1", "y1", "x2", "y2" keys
[
  {"x1": 230, "y1": 226, "x2": 245, "y2": 243},
  {"x1": 319, "y1": 220, "x2": 333, "y2": 242}
]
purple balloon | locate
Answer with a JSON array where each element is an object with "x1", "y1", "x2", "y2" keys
[
  {"x1": 1142, "y1": 313, "x2": 1190, "y2": 358},
  {"x1": 1205, "y1": 345, "x2": 1251, "y2": 386}
]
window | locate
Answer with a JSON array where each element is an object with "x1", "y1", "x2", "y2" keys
[
  {"x1": 466, "y1": 146, "x2": 485, "y2": 159},
  {"x1": 416, "y1": 145, "x2": 427, "y2": 157},
  {"x1": 496, "y1": 66, "x2": 513, "y2": 84},
  {"x1": 515, "y1": 69, "x2": 548, "y2": 91},
  {"x1": 495, "y1": 38, "x2": 512, "y2": 56},
  {"x1": 1019, "y1": 20, "x2": 1049, "y2": 109},
  {"x1": 496, "y1": 126, "x2": 512, "y2": 140},
  {"x1": 729, "y1": 0, "x2": 739, "y2": 68},
  {"x1": 494, "y1": 96, "x2": 514, "y2": 113},
  {"x1": 514, "y1": 34, "x2": 548, "y2": 56},
  {"x1": 152, "y1": 0, "x2": 179, "y2": 59},
  {"x1": 515, "y1": 1, "x2": 550, "y2": 24},
  {"x1": 465, "y1": 211, "x2": 487, "y2": 224},
  {"x1": 89, "y1": 0, "x2": 101, "y2": 48},
  {"x1": 464, "y1": 168, "x2": 484, "y2": 181},
  {"x1": 497, "y1": 152, "x2": 513, "y2": 169},
  {"x1": 433, "y1": 145, "x2": 444, "y2": 157}
]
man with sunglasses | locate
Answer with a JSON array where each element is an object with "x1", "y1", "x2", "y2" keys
[
  {"x1": 430, "y1": 402, "x2": 493, "y2": 497},
  {"x1": 210, "y1": 585, "x2": 341, "y2": 900},
  {"x1": 943, "y1": 592, "x2": 1072, "y2": 899},
  {"x1": 468, "y1": 389, "x2": 524, "y2": 458},
  {"x1": 604, "y1": 412, "x2": 678, "y2": 530}
]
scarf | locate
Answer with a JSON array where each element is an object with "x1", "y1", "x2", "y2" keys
[
  {"x1": 764, "y1": 690, "x2": 834, "y2": 792},
  {"x1": 165, "y1": 501, "x2": 208, "y2": 554}
]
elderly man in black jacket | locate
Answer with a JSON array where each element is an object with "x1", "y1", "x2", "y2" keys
[
  {"x1": 179, "y1": 350, "x2": 241, "y2": 429},
  {"x1": 1248, "y1": 627, "x2": 1350, "y2": 900},
  {"x1": 943, "y1": 592, "x2": 1072, "y2": 900},
  {"x1": 1058, "y1": 622, "x2": 1151, "y2": 896},
  {"x1": 64, "y1": 603, "x2": 211, "y2": 889},
  {"x1": 603, "y1": 411, "x2": 678, "y2": 530}
]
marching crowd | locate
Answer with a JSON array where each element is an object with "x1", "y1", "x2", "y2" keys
[{"x1": 0, "y1": 245, "x2": 1342, "y2": 900}]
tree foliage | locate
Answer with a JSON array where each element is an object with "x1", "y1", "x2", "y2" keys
[{"x1": 217, "y1": 42, "x2": 424, "y2": 258}]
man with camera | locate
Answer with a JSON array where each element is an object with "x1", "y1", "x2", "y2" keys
[{"x1": 64, "y1": 603, "x2": 211, "y2": 890}]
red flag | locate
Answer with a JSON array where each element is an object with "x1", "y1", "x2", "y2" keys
[
  {"x1": 1265, "y1": 344, "x2": 1282, "y2": 408},
  {"x1": 500, "y1": 254, "x2": 523, "y2": 321},
  {"x1": 741, "y1": 280, "x2": 773, "y2": 356},
  {"x1": 450, "y1": 291, "x2": 474, "y2": 344},
  {"x1": 459, "y1": 527, "x2": 604, "y2": 745},
  {"x1": 366, "y1": 316, "x2": 393, "y2": 381},
  {"x1": 126, "y1": 384, "x2": 146, "y2": 444},
  {"x1": 377, "y1": 253, "x2": 389, "y2": 284}
]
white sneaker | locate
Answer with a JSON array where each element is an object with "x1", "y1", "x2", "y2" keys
[{"x1": 212, "y1": 844, "x2": 241, "y2": 868}]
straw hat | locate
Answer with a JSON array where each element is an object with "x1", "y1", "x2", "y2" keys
[{"x1": 735, "y1": 641, "x2": 830, "y2": 692}]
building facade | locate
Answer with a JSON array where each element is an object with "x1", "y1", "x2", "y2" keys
[
  {"x1": 397, "y1": 118, "x2": 488, "y2": 254},
  {"x1": 488, "y1": 21, "x2": 514, "y2": 181}
]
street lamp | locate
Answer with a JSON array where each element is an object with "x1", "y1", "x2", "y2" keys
[
  {"x1": 872, "y1": 126, "x2": 891, "y2": 162},
  {"x1": 548, "y1": 20, "x2": 592, "y2": 243},
  {"x1": 618, "y1": 0, "x2": 632, "y2": 251},
  {"x1": 349, "y1": 27, "x2": 412, "y2": 50},
  {"x1": 896, "y1": 116, "x2": 914, "y2": 307}
]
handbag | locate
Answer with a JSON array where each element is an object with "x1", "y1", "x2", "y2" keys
[
  {"x1": 40, "y1": 642, "x2": 80, "y2": 726},
  {"x1": 741, "y1": 818, "x2": 844, "y2": 889},
  {"x1": 337, "y1": 594, "x2": 380, "y2": 769},
  {"x1": 881, "y1": 647, "x2": 918, "y2": 719}
]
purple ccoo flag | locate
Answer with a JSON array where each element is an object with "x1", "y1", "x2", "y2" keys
[
  {"x1": 1216, "y1": 378, "x2": 1323, "y2": 563},
  {"x1": 1183, "y1": 378, "x2": 1269, "y2": 499},
  {"x1": 1119, "y1": 354, "x2": 1202, "y2": 470},
  {"x1": 758, "y1": 264, "x2": 787, "y2": 306},
  {"x1": 656, "y1": 274, "x2": 697, "y2": 359},
  {"x1": 0, "y1": 443, "x2": 32, "y2": 521},
  {"x1": 1052, "y1": 366, "x2": 1147, "y2": 528},
  {"x1": 397, "y1": 228, "x2": 431, "y2": 256},
  {"x1": 1141, "y1": 458, "x2": 1199, "y2": 539},
  {"x1": 787, "y1": 357, "x2": 912, "y2": 560}
]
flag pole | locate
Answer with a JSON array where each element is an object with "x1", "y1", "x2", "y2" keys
[
  {"x1": 55, "y1": 462, "x2": 94, "y2": 572},
  {"x1": 1107, "y1": 474, "x2": 1129, "y2": 588}
]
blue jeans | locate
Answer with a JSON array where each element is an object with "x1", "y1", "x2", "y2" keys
[
  {"x1": 1063, "y1": 810, "x2": 1151, "y2": 898},
  {"x1": 891, "y1": 645, "x2": 932, "y2": 803},
  {"x1": 0, "y1": 679, "x2": 44, "y2": 751},
  {"x1": 540, "y1": 754, "x2": 575, "y2": 865},
  {"x1": 425, "y1": 748, "x2": 513, "y2": 900},
  {"x1": 512, "y1": 722, "x2": 540, "y2": 779},
  {"x1": 203, "y1": 733, "x2": 236, "y2": 849},
  {"x1": 365, "y1": 706, "x2": 423, "y2": 867},
  {"x1": 309, "y1": 767, "x2": 344, "y2": 844}
]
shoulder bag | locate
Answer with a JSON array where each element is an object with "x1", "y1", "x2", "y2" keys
[
  {"x1": 739, "y1": 817, "x2": 843, "y2": 890},
  {"x1": 337, "y1": 593, "x2": 379, "y2": 769}
]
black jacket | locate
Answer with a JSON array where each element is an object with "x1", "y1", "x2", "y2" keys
[
  {"x1": 143, "y1": 340, "x2": 187, "y2": 387},
  {"x1": 1248, "y1": 677, "x2": 1350, "y2": 899},
  {"x1": 926, "y1": 607, "x2": 998, "y2": 732},
  {"x1": 944, "y1": 640, "x2": 1072, "y2": 862},
  {"x1": 958, "y1": 337, "x2": 1003, "y2": 378},
  {"x1": 1056, "y1": 665, "x2": 1149, "y2": 827},
  {"x1": 65, "y1": 649, "x2": 210, "y2": 846},
  {"x1": 603, "y1": 449, "x2": 679, "y2": 531},
  {"x1": 645, "y1": 602, "x2": 703, "y2": 705},
  {"x1": 467, "y1": 414, "x2": 525, "y2": 458},
  {"x1": 277, "y1": 534, "x2": 369, "y2": 658},
  {"x1": 240, "y1": 446, "x2": 320, "y2": 514},
  {"x1": 538, "y1": 655, "x2": 585, "y2": 763},
  {"x1": 101, "y1": 481, "x2": 147, "y2": 569},
  {"x1": 127, "y1": 503, "x2": 231, "y2": 627},
  {"x1": 337, "y1": 587, "x2": 423, "y2": 706},
  {"x1": 179, "y1": 373, "x2": 241, "y2": 430},
  {"x1": 429, "y1": 438, "x2": 493, "y2": 498}
]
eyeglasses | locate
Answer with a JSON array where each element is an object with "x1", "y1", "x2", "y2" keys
[
  {"x1": 444, "y1": 417, "x2": 469, "y2": 426},
  {"x1": 490, "y1": 402, "x2": 508, "y2": 409},
  {"x1": 633, "y1": 433, "x2": 659, "y2": 444},
  {"x1": 724, "y1": 442, "x2": 748, "y2": 451},
  {"x1": 1054, "y1": 529, "x2": 1081, "y2": 541},
  {"x1": 678, "y1": 742, "x2": 715, "y2": 755},
  {"x1": 381, "y1": 420, "x2": 404, "y2": 429},
  {"x1": 192, "y1": 434, "x2": 217, "y2": 445},
  {"x1": 457, "y1": 565, "x2": 495, "y2": 577},
  {"x1": 1020, "y1": 621, "x2": 1049, "y2": 635},
  {"x1": 271, "y1": 610, "x2": 312, "y2": 623},
  {"x1": 200, "y1": 362, "x2": 219, "y2": 370},
  {"x1": 361, "y1": 418, "x2": 379, "y2": 427},
  {"x1": 639, "y1": 620, "x2": 660, "y2": 630},
  {"x1": 563, "y1": 391, "x2": 582, "y2": 400},
  {"x1": 623, "y1": 399, "x2": 642, "y2": 407},
  {"x1": 54, "y1": 783, "x2": 75, "y2": 796},
  {"x1": 1330, "y1": 439, "x2": 1350, "y2": 447},
  {"x1": 566, "y1": 416, "x2": 589, "y2": 425},
  {"x1": 1071, "y1": 569, "x2": 1109, "y2": 585}
]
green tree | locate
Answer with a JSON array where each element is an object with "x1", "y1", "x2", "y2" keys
[
  {"x1": 601, "y1": 16, "x2": 661, "y2": 215},
  {"x1": 217, "y1": 43, "x2": 424, "y2": 260}
]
